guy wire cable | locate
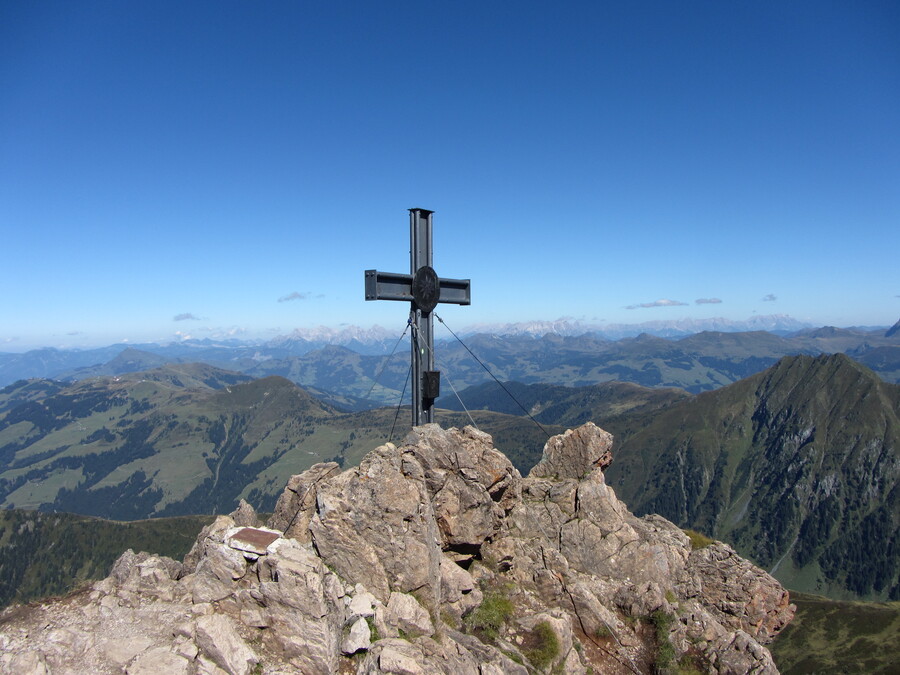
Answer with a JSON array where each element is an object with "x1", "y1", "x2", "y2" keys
[
  {"x1": 439, "y1": 366, "x2": 478, "y2": 430},
  {"x1": 435, "y1": 313, "x2": 551, "y2": 439},
  {"x1": 410, "y1": 320, "x2": 479, "y2": 430},
  {"x1": 389, "y1": 363, "x2": 412, "y2": 443},
  {"x1": 363, "y1": 322, "x2": 410, "y2": 403}
]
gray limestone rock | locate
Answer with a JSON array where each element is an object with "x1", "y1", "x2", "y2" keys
[
  {"x1": 126, "y1": 647, "x2": 192, "y2": 675},
  {"x1": 111, "y1": 549, "x2": 182, "y2": 590},
  {"x1": 402, "y1": 424, "x2": 522, "y2": 550},
  {"x1": 194, "y1": 614, "x2": 258, "y2": 675},
  {"x1": 687, "y1": 542, "x2": 795, "y2": 643},
  {"x1": 307, "y1": 445, "x2": 443, "y2": 612},
  {"x1": 347, "y1": 584, "x2": 379, "y2": 619},
  {"x1": 229, "y1": 499, "x2": 261, "y2": 528},
  {"x1": 357, "y1": 634, "x2": 529, "y2": 675},
  {"x1": 182, "y1": 515, "x2": 236, "y2": 575},
  {"x1": 439, "y1": 556, "x2": 482, "y2": 622},
  {"x1": 0, "y1": 422, "x2": 794, "y2": 675},
  {"x1": 384, "y1": 591, "x2": 435, "y2": 637},
  {"x1": 103, "y1": 635, "x2": 155, "y2": 668},
  {"x1": 341, "y1": 616, "x2": 371, "y2": 655},
  {"x1": 255, "y1": 538, "x2": 345, "y2": 673},
  {"x1": 710, "y1": 629, "x2": 780, "y2": 674},
  {"x1": 529, "y1": 422, "x2": 613, "y2": 480},
  {"x1": 2, "y1": 652, "x2": 49, "y2": 675},
  {"x1": 268, "y1": 461, "x2": 342, "y2": 542}
]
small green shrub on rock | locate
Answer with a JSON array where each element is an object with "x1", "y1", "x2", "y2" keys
[
  {"x1": 365, "y1": 616, "x2": 380, "y2": 642},
  {"x1": 523, "y1": 621, "x2": 560, "y2": 671},
  {"x1": 684, "y1": 529, "x2": 714, "y2": 550},
  {"x1": 650, "y1": 609, "x2": 676, "y2": 670},
  {"x1": 464, "y1": 588, "x2": 514, "y2": 640}
]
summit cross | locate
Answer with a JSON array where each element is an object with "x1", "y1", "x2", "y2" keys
[{"x1": 365, "y1": 208, "x2": 471, "y2": 427}]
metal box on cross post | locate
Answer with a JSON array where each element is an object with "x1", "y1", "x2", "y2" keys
[
  {"x1": 364, "y1": 208, "x2": 471, "y2": 427},
  {"x1": 423, "y1": 370, "x2": 440, "y2": 400}
]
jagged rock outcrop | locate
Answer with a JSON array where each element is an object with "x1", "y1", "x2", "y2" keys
[{"x1": 0, "y1": 423, "x2": 794, "y2": 674}]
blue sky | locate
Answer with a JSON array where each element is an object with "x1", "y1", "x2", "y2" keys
[{"x1": 2, "y1": 1, "x2": 898, "y2": 350}]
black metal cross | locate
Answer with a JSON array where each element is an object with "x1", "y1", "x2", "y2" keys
[{"x1": 365, "y1": 208, "x2": 471, "y2": 426}]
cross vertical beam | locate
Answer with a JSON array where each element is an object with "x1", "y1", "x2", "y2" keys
[
  {"x1": 409, "y1": 208, "x2": 434, "y2": 426},
  {"x1": 364, "y1": 208, "x2": 471, "y2": 427}
]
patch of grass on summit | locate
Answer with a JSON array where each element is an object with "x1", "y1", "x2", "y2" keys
[
  {"x1": 465, "y1": 584, "x2": 514, "y2": 641},
  {"x1": 522, "y1": 621, "x2": 560, "y2": 670},
  {"x1": 684, "y1": 529, "x2": 714, "y2": 550}
]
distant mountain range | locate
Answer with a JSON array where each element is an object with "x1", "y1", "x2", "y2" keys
[
  {"x1": 2, "y1": 319, "x2": 899, "y2": 406},
  {"x1": 463, "y1": 313, "x2": 818, "y2": 339}
]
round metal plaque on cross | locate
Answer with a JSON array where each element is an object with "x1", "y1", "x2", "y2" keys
[{"x1": 412, "y1": 265, "x2": 439, "y2": 313}]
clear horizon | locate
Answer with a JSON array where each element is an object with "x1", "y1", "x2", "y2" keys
[{"x1": 3, "y1": 2, "x2": 898, "y2": 350}]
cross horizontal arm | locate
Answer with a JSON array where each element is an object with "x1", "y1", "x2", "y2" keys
[{"x1": 365, "y1": 270, "x2": 471, "y2": 305}]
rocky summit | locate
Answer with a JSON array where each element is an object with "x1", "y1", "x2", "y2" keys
[{"x1": 0, "y1": 423, "x2": 794, "y2": 674}]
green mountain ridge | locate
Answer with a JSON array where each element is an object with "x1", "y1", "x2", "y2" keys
[
  {"x1": 438, "y1": 379, "x2": 689, "y2": 428},
  {"x1": 606, "y1": 353, "x2": 900, "y2": 601},
  {"x1": 770, "y1": 591, "x2": 900, "y2": 674},
  {"x1": 0, "y1": 366, "x2": 562, "y2": 520}
]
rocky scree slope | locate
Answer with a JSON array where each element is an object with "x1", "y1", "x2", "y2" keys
[{"x1": 0, "y1": 423, "x2": 793, "y2": 674}]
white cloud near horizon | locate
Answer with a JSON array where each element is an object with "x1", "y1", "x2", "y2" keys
[
  {"x1": 197, "y1": 326, "x2": 250, "y2": 339},
  {"x1": 695, "y1": 298, "x2": 722, "y2": 305},
  {"x1": 278, "y1": 291, "x2": 309, "y2": 303},
  {"x1": 625, "y1": 299, "x2": 688, "y2": 310},
  {"x1": 173, "y1": 313, "x2": 201, "y2": 321},
  {"x1": 762, "y1": 294, "x2": 777, "y2": 302}
]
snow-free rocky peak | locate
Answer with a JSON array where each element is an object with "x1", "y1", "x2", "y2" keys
[{"x1": 0, "y1": 422, "x2": 794, "y2": 674}]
